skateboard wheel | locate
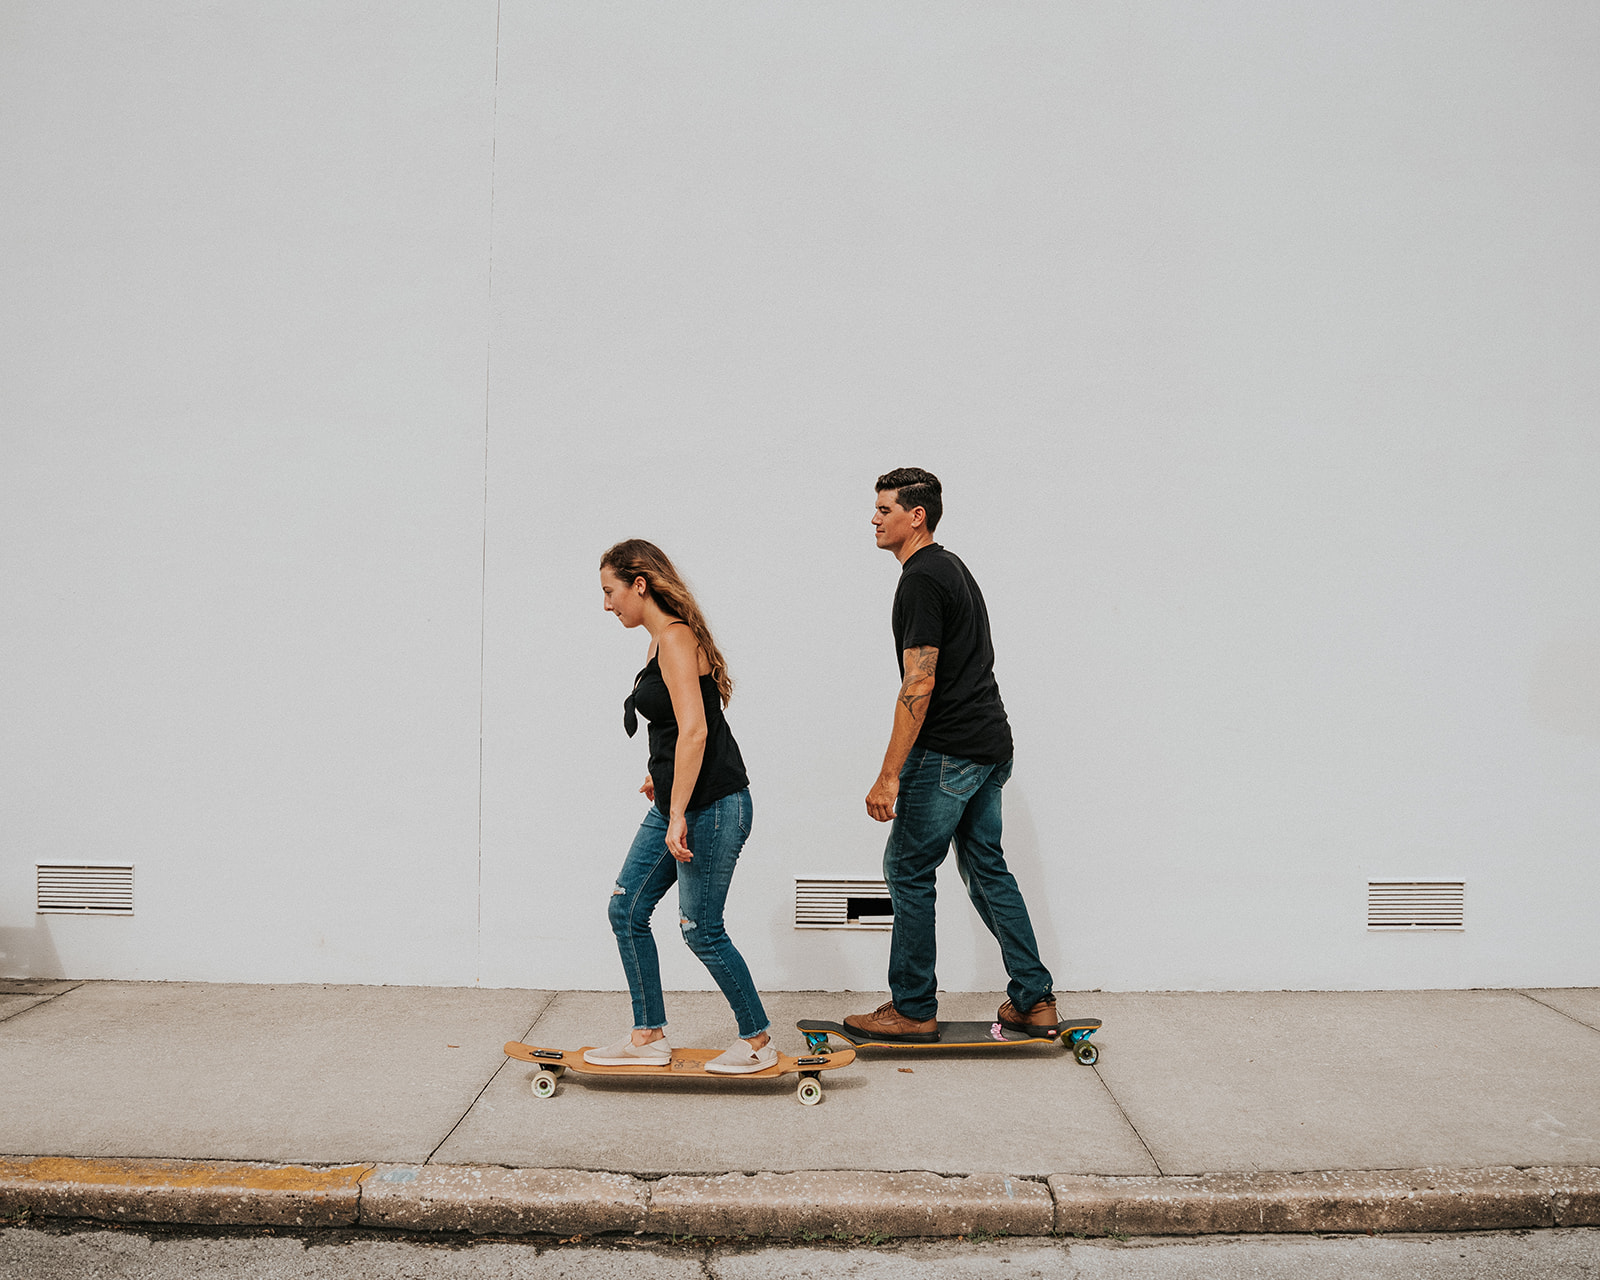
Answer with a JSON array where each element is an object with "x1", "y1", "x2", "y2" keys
[
  {"x1": 1073, "y1": 1041, "x2": 1099, "y2": 1066},
  {"x1": 804, "y1": 1031, "x2": 830, "y2": 1053},
  {"x1": 531, "y1": 1070, "x2": 558, "y2": 1098},
  {"x1": 796, "y1": 1078, "x2": 824, "y2": 1106}
]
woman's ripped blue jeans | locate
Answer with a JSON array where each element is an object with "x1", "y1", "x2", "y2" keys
[{"x1": 607, "y1": 788, "x2": 769, "y2": 1040}]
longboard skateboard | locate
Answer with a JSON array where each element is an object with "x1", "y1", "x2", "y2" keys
[
  {"x1": 797, "y1": 1017, "x2": 1103, "y2": 1064},
  {"x1": 503, "y1": 1040, "x2": 856, "y2": 1105}
]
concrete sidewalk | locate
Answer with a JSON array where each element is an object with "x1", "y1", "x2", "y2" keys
[{"x1": 1, "y1": 980, "x2": 1598, "y2": 1238}]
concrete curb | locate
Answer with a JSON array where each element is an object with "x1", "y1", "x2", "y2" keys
[
  {"x1": 3, "y1": 1157, "x2": 1598, "y2": 1238},
  {"x1": 360, "y1": 1163, "x2": 646, "y2": 1235},
  {"x1": 1049, "y1": 1167, "x2": 1585, "y2": 1236},
  {"x1": 645, "y1": 1170, "x2": 1054, "y2": 1238},
  {"x1": 0, "y1": 1156, "x2": 370, "y2": 1228},
  {"x1": 1530, "y1": 1167, "x2": 1600, "y2": 1227}
]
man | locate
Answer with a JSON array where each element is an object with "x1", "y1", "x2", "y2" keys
[{"x1": 845, "y1": 467, "x2": 1058, "y2": 1042}]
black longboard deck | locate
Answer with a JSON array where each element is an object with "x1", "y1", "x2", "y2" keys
[{"x1": 798, "y1": 1016, "x2": 1100, "y2": 1050}]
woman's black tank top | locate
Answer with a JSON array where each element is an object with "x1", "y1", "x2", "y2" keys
[{"x1": 623, "y1": 629, "x2": 748, "y2": 817}]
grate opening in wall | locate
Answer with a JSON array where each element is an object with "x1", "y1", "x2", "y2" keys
[
  {"x1": 36, "y1": 863, "x2": 135, "y2": 916},
  {"x1": 1367, "y1": 880, "x2": 1464, "y2": 931},
  {"x1": 795, "y1": 877, "x2": 894, "y2": 930}
]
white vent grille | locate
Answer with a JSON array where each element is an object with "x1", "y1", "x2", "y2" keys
[
  {"x1": 1367, "y1": 880, "x2": 1464, "y2": 931},
  {"x1": 36, "y1": 863, "x2": 135, "y2": 916},
  {"x1": 795, "y1": 877, "x2": 894, "y2": 930}
]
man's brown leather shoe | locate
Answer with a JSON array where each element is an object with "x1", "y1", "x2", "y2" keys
[
  {"x1": 843, "y1": 1001, "x2": 938, "y2": 1043},
  {"x1": 998, "y1": 993, "x2": 1059, "y2": 1035}
]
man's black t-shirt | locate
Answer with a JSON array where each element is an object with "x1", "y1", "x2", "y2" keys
[{"x1": 892, "y1": 544, "x2": 1013, "y2": 764}]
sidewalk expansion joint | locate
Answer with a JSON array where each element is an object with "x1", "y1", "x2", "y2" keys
[
  {"x1": 0, "y1": 982, "x2": 86, "y2": 1025},
  {"x1": 422, "y1": 993, "x2": 559, "y2": 1165},
  {"x1": 1518, "y1": 990, "x2": 1600, "y2": 1036},
  {"x1": 1091, "y1": 1067, "x2": 1164, "y2": 1176}
]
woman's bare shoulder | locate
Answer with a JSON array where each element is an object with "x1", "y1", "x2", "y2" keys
[
  {"x1": 658, "y1": 620, "x2": 710, "y2": 673},
  {"x1": 658, "y1": 620, "x2": 694, "y2": 647}
]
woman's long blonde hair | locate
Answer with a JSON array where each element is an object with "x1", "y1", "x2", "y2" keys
[{"x1": 600, "y1": 539, "x2": 733, "y2": 707}]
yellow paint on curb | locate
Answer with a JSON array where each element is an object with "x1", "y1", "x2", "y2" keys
[{"x1": 0, "y1": 1155, "x2": 372, "y2": 1193}]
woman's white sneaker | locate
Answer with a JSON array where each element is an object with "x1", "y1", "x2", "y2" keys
[
  {"x1": 583, "y1": 1032, "x2": 672, "y2": 1066},
  {"x1": 705, "y1": 1036, "x2": 778, "y2": 1074}
]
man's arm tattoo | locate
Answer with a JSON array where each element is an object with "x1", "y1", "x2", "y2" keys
[
  {"x1": 898, "y1": 687, "x2": 931, "y2": 718},
  {"x1": 898, "y1": 646, "x2": 938, "y2": 720}
]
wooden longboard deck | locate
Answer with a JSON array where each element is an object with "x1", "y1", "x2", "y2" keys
[
  {"x1": 797, "y1": 1017, "x2": 1101, "y2": 1050},
  {"x1": 504, "y1": 1040, "x2": 854, "y2": 1081}
]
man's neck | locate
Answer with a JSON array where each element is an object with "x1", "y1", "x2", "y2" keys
[{"x1": 895, "y1": 531, "x2": 935, "y2": 564}]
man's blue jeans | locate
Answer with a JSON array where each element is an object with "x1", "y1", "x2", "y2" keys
[
  {"x1": 608, "y1": 788, "x2": 770, "y2": 1040},
  {"x1": 884, "y1": 749, "x2": 1053, "y2": 1021}
]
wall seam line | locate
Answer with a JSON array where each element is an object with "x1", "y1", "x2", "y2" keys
[{"x1": 474, "y1": 0, "x2": 503, "y2": 987}]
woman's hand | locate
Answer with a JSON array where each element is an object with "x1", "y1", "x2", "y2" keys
[
  {"x1": 666, "y1": 813, "x2": 692, "y2": 862},
  {"x1": 640, "y1": 775, "x2": 655, "y2": 803}
]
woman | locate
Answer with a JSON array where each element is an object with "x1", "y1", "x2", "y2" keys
[{"x1": 587, "y1": 539, "x2": 773, "y2": 1073}]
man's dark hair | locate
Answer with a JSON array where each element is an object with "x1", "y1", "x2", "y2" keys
[{"x1": 876, "y1": 466, "x2": 942, "y2": 533}]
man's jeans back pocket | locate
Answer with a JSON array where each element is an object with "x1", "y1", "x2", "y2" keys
[{"x1": 938, "y1": 754, "x2": 986, "y2": 798}]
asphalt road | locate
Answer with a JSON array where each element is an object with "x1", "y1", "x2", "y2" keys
[{"x1": 4, "y1": 1228, "x2": 1600, "y2": 1278}]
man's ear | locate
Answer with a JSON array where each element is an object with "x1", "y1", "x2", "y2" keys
[{"x1": 909, "y1": 506, "x2": 926, "y2": 528}]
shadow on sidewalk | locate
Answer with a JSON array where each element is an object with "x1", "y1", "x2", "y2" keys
[{"x1": 0, "y1": 920, "x2": 62, "y2": 982}]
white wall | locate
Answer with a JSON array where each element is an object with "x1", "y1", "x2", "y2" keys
[
  {"x1": 4, "y1": 2, "x2": 1598, "y2": 992},
  {"x1": 0, "y1": 2, "x2": 498, "y2": 982}
]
